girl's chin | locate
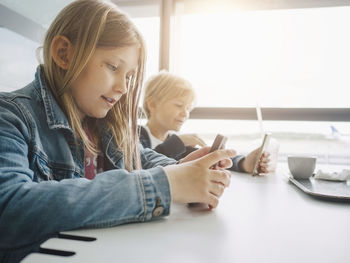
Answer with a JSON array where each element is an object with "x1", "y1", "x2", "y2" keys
[
  {"x1": 86, "y1": 110, "x2": 109, "y2": 119},
  {"x1": 172, "y1": 125, "x2": 182, "y2": 132}
]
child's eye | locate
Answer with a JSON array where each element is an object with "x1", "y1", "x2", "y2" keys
[{"x1": 107, "y1": 63, "x2": 118, "y2": 72}]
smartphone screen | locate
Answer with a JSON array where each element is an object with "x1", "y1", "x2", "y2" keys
[{"x1": 252, "y1": 133, "x2": 271, "y2": 176}]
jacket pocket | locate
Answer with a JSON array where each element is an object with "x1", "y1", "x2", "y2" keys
[
  {"x1": 35, "y1": 156, "x2": 54, "y2": 181},
  {"x1": 34, "y1": 155, "x2": 78, "y2": 181}
]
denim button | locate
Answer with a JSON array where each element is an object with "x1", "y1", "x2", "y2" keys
[{"x1": 153, "y1": 206, "x2": 164, "y2": 217}]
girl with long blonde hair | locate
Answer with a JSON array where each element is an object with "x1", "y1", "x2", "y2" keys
[{"x1": 0, "y1": 1, "x2": 235, "y2": 261}]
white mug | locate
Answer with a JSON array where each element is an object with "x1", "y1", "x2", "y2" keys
[{"x1": 287, "y1": 156, "x2": 316, "y2": 179}]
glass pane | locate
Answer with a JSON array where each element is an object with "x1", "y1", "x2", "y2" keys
[
  {"x1": 0, "y1": 2, "x2": 160, "y2": 92},
  {"x1": 121, "y1": 2, "x2": 160, "y2": 79},
  {"x1": 0, "y1": 27, "x2": 39, "y2": 92},
  {"x1": 133, "y1": 16, "x2": 160, "y2": 80},
  {"x1": 171, "y1": 6, "x2": 350, "y2": 108},
  {"x1": 0, "y1": 0, "x2": 74, "y2": 27}
]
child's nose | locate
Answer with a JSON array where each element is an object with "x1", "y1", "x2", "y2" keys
[
  {"x1": 112, "y1": 77, "x2": 128, "y2": 94},
  {"x1": 181, "y1": 108, "x2": 189, "y2": 118}
]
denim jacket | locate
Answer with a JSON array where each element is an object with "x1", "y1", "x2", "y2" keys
[{"x1": 0, "y1": 67, "x2": 176, "y2": 255}]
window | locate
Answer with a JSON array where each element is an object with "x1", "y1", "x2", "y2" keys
[
  {"x1": 0, "y1": 1, "x2": 160, "y2": 91},
  {"x1": 113, "y1": 1, "x2": 161, "y2": 79},
  {"x1": 0, "y1": 0, "x2": 349, "y2": 165},
  {"x1": 132, "y1": 16, "x2": 160, "y2": 80},
  {"x1": 0, "y1": 27, "x2": 39, "y2": 92},
  {"x1": 170, "y1": 4, "x2": 350, "y2": 165},
  {"x1": 171, "y1": 6, "x2": 350, "y2": 108}
]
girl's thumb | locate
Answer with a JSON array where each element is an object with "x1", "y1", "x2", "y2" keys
[{"x1": 201, "y1": 149, "x2": 236, "y2": 168}]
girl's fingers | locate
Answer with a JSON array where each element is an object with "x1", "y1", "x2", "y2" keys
[
  {"x1": 218, "y1": 158, "x2": 233, "y2": 169},
  {"x1": 180, "y1": 146, "x2": 211, "y2": 163},
  {"x1": 207, "y1": 194, "x2": 219, "y2": 209},
  {"x1": 201, "y1": 149, "x2": 236, "y2": 169},
  {"x1": 209, "y1": 182, "x2": 225, "y2": 198},
  {"x1": 209, "y1": 170, "x2": 231, "y2": 187}
]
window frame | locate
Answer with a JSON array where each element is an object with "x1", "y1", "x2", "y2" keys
[
  {"x1": 161, "y1": 0, "x2": 350, "y2": 122},
  {"x1": 2, "y1": 0, "x2": 350, "y2": 123}
]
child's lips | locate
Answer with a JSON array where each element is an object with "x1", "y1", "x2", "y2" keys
[{"x1": 101, "y1": 96, "x2": 117, "y2": 106}]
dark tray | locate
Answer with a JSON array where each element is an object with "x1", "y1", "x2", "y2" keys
[{"x1": 286, "y1": 173, "x2": 350, "y2": 201}]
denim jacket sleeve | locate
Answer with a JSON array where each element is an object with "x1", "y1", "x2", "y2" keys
[
  {"x1": 140, "y1": 144, "x2": 177, "y2": 169},
  {"x1": 0, "y1": 98, "x2": 172, "y2": 250}
]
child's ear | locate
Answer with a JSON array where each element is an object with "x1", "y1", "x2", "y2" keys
[
  {"x1": 146, "y1": 98, "x2": 158, "y2": 115},
  {"x1": 51, "y1": 35, "x2": 73, "y2": 70}
]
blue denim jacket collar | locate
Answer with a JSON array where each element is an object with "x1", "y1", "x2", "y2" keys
[
  {"x1": 96, "y1": 121, "x2": 122, "y2": 166},
  {"x1": 34, "y1": 66, "x2": 72, "y2": 132},
  {"x1": 34, "y1": 66, "x2": 123, "y2": 166}
]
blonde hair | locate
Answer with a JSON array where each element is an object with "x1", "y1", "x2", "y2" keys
[
  {"x1": 143, "y1": 71, "x2": 195, "y2": 118},
  {"x1": 42, "y1": 0, "x2": 145, "y2": 171}
]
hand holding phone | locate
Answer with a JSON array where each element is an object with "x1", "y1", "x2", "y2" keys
[
  {"x1": 252, "y1": 133, "x2": 271, "y2": 176},
  {"x1": 209, "y1": 134, "x2": 227, "y2": 169},
  {"x1": 188, "y1": 134, "x2": 228, "y2": 208}
]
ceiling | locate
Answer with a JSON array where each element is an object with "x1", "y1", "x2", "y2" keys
[{"x1": 0, "y1": 0, "x2": 74, "y2": 27}]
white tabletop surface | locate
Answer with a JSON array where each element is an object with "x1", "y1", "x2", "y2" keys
[{"x1": 22, "y1": 164, "x2": 350, "y2": 263}]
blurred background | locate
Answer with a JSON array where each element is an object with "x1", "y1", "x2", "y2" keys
[{"x1": 1, "y1": 0, "x2": 350, "y2": 165}]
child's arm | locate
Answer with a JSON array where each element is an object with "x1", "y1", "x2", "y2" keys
[
  {"x1": 139, "y1": 126, "x2": 189, "y2": 160},
  {"x1": 153, "y1": 134, "x2": 189, "y2": 159},
  {"x1": 236, "y1": 148, "x2": 271, "y2": 174},
  {"x1": 178, "y1": 133, "x2": 206, "y2": 147},
  {"x1": 0, "y1": 102, "x2": 172, "y2": 250},
  {"x1": 140, "y1": 144, "x2": 178, "y2": 168}
]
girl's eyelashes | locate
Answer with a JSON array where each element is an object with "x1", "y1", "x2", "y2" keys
[
  {"x1": 107, "y1": 63, "x2": 118, "y2": 72},
  {"x1": 107, "y1": 63, "x2": 134, "y2": 82},
  {"x1": 174, "y1": 102, "x2": 194, "y2": 112}
]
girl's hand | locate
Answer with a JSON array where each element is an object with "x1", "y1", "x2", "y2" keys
[
  {"x1": 164, "y1": 149, "x2": 236, "y2": 209},
  {"x1": 241, "y1": 147, "x2": 271, "y2": 174},
  {"x1": 179, "y1": 146, "x2": 234, "y2": 169},
  {"x1": 179, "y1": 146, "x2": 210, "y2": 163},
  {"x1": 178, "y1": 133, "x2": 206, "y2": 147}
]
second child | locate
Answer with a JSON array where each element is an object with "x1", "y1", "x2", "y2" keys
[{"x1": 140, "y1": 71, "x2": 271, "y2": 174}]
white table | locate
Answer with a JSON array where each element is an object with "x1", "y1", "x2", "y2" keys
[{"x1": 22, "y1": 164, "x2": 350, "y2": 263}]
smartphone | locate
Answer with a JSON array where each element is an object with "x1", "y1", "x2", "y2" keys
[
  {"x1": 210, "y1": 134, "x2": 227, "y2": 153},
  {"x1": 188, "y1": 134, "x2": 228, "y2": 208},
  {"x1": 209, "y1": 134, "x2": 227, "y2": 169},
  {"x1": 252, "y1": 133, "x2": 271, "y2": 176}
]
